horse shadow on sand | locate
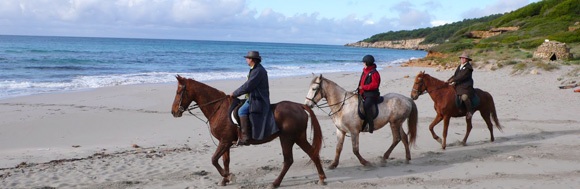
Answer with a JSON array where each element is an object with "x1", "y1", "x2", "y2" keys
[{"x1": 290, "y1": 128, "x2": 580, "y2": 185}]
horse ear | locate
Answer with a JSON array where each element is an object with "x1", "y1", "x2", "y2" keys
[
  {"x1": 319, "y1": 74, "x2": 323, "y2": 79},
  {"x1": 175, "y1": 74, "x2": 181, "y2": 79}
]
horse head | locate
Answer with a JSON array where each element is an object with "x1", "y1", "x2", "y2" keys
[
  {"x1": 171, "y1": 74, "x2": 195, "y2": 117},
  {"x1": 305, "y1": 74, "x2": 325, "y2": 108},
  {"x1": 411, "y1": 71, "x2": 427, "y2": 100}
]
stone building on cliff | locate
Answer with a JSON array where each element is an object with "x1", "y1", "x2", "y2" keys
[{"x1": 533, "y1": 40, "x2": 573, "y2": 61}]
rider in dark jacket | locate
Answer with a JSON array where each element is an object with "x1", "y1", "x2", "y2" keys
[
  {"x1": 447, "y1": 52, "x2": 475, "y2": 119},
  {"x1": 231, "y1": 51, "x2": 278, "y2": 145}
]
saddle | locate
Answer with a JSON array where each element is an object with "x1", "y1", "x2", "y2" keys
[
  {"x1": 228, "y1": 98, "x2": 245, "y2": 126},
  {"x1": 357, "y1": 94, "x2": 384, "y2": 123},
  {"x1": 455, "y1": 92, "x2": 480, "y2": 109}
]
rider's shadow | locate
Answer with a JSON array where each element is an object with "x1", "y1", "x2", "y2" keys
[{"x1": 302, "y1": 128, "x2": 580, "y2": 184}]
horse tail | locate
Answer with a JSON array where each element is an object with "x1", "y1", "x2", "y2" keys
[
  {"x1": 407, "y1": 100, "x2": 418, "y2": 146},
  {"x1": 489, "y1": 95, "x2": 503, "y2": 132},
  {"x1": 302, "y1": 104, "x2": 323, "y2": 156}
]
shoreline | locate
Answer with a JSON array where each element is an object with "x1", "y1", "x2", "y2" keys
[{"x1": 1, "y1": 66, "x2": 579, "y2": 188}]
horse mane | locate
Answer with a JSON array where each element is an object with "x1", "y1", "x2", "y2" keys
[
  {"x1": 319, "y1": 76, "x2": 347, "y2": 92},
  {"x1": 180, "y1": 76, "x2": 226, "y2": 97},
  {"x1": 421, "y1": 73, "x2": 447, "y2": 88}
]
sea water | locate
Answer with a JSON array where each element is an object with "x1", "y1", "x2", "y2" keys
[{"x1": 0, "y1": 35, "x2": 426, "y2": 99}]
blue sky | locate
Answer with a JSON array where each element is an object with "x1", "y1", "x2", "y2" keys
[{"x1": 0, "y1": 0, "x2": 540, "y2": 45}]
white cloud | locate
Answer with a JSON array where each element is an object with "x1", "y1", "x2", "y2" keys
[
  {"x1": 390, "y1": 1, "x2": 433, "y2": 29},
  {"x1": 431, "y1": 20, "x2": 451, "y2": 27},
  {"x1": 460, "y1": 0, "x2": 531, "y2": 19},
  {"x1": 0, "y1": 0, "x2": 540, "y2": 45}
]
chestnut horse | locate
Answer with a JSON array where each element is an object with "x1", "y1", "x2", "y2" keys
[
  {"x1": 171, "y1": 75, "x2": 326, "y2": 188},
  {"x1": 410, "y1": 71, "x2": 502, "y2": 149},
  {"x1": 305, "y1": 74, "x2": 418, "y2": 169}
]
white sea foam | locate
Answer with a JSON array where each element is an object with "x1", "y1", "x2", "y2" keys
[{"x1": 0, "y1": 36, "x2": 426, "y2": 99}]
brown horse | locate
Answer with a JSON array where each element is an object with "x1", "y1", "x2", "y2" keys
[
  {"x1": 171, "y1": 75, "x2": 326, "y2": 188},
  {"x1": 410, "y1": 71, "x2": 502, "y2": 149}
]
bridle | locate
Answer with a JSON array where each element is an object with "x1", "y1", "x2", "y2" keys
[
  {"x1": 176, "y1": 84, "x2": 189, "y2": 114},
  {"x1": 412, "y1": 77, "x2": 427, "y2": 97},
  {"x1": 306, "y1": 78, "x2": 356, "y2": 116},
  {"x1": 305, "y1": 78, "x2": 324, "y2": 104},
  {"x1": 175, "y1": 80, "x2": 227, "y2": 147},
  {"x1": 176, "y1": 83, "x2": 227, "y2": 123},
  {"x1": 412, "y1": 76, "x2": 449, "y2": 97}
]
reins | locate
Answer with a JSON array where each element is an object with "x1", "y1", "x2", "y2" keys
[
  {"x1": 413, "y1": 76, "x2": 449, "y2": 96},
  {"x1": 307, "y1": 78, "x2": 356, "y2": 117},
  {"x1": 177, "y1": 82, "x2": 227, "y2": 147},
  {"x1": 186, "y1": 96, "x2": 227, "y2": 124},
  {"x1": 177, "y1": 83, "x2": 228, "y2": 122}
]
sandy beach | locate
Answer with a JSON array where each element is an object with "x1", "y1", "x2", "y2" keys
[{"x1": 1, "y1": 65, "x2": 579, "y2": 189}]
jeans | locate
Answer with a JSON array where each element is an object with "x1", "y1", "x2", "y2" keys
[{"x1": 238, "y1": 100, "x2": 250, "y2": 116}]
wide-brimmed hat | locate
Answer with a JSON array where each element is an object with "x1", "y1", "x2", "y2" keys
[
  {"x1": 459, "y1": 52, "x2": 472, "y2": 60},
  {"x1": 244, "y1": 51, "x2": 261, "y2": 60}
]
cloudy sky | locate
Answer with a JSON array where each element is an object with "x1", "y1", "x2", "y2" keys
[{"x1": 0, "y1": 0, "x2": 540, "y2": 45}]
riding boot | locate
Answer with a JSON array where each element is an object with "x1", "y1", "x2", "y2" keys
[
  {"x1": 464, "y1": 98, "x2": 474, "y2": 119},
  {"x1": 367, "y1": 116, "x2": 375, "y2": 134},
  {"x1": 238, "y1": 116, "x2": 251, "y2": 146}
]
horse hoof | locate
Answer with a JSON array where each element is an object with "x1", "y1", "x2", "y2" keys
[
  {"x1": 228, "y1": 173, "x2": 236, "y2": 183},
  {"x1": 363, "y1": 161, "x2": 374, "y2": 168},
  {"x1": 328, "y1": 162, "x2": 338, "y2": 169},
  {"x1": 328, "y1": 165, "x2": 337, "y2": 170},
  {"x1": 316, "y1": 180, "x2": 327, "y2": 186},
  {"x1": 380, "y1": 159, "x2": 387, "y2": 167}
]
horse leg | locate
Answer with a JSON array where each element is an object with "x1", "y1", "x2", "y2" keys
[
  {"x1": 442, "y1": 116, "x2": 451, "y2": 150},
  {"x1": 382, "y1": 122, "x2": 401, "y2": 166},
  {"x1": 351, "y1": 132, "x2": 371, "y2": 167},
  {"x1": 429, "y1": 114, "x2": 444, "y2": 144},
  {"x1": 329, "y1": 129, "x2": 347, "y2": 169},
  {"x1": 212, "y1": 142, "x2": 232, "y2": 186},
  {"x1": 296, "y1": 136, "x2": 326, "y2": 185},
  {"x1": 272, "y1": 136, "x2": 295, "y2": 188},
  {"x1": 462, "y1": 116, "x2": 473, "y2": 146},
  {"x1": 481, "y1": 110, "x2": 495, "y2": 142},
  {"x1": 222, "y1": 149, "x2": 235, "y2": 185},
  {"x1": 399, "y1": 122, "x2": 411, "y2": 163}
]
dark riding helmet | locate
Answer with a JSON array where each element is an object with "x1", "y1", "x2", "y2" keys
[{"x1": 362, "y1": 55, "x2": 375, "y2": 66}]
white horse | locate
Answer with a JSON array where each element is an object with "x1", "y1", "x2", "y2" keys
[{"x1": 305, "y1": 74, "x2": 418, "y2": 169}]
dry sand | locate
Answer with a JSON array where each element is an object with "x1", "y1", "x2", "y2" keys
[{"x1": 1, "y1": 66, "x2": 579, "y2": 189}]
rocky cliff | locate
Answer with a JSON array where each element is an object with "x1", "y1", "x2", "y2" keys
[{"x1": 344, "y1": 38, "x2": 437, "y2": 50}]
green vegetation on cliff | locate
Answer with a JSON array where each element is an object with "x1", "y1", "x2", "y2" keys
[{"x1": 360, "y1": 0, "x2": 580, "y2": 55}]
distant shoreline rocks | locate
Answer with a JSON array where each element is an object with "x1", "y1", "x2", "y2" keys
[{"x1": 345, "y1": 38, "x2": 437, "y2": 51}]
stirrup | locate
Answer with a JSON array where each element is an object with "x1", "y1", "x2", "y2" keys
[
  {"x1": 466, "y1": 112, "x2": 473, "y2": 119},
  {"x1": 362, "y1": 127, "x2": 369, "y2": 132},
  {"x1": 237, "y1": 139, "x2": 250, "y2": 146}
]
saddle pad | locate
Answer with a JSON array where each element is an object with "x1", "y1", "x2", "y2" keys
[
  {"x1": 228, "y1": 98, "x2": 245, "y2": 127},
  {"x1": 455, "y1": 93, "x2": 480, "y2": 108}
]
